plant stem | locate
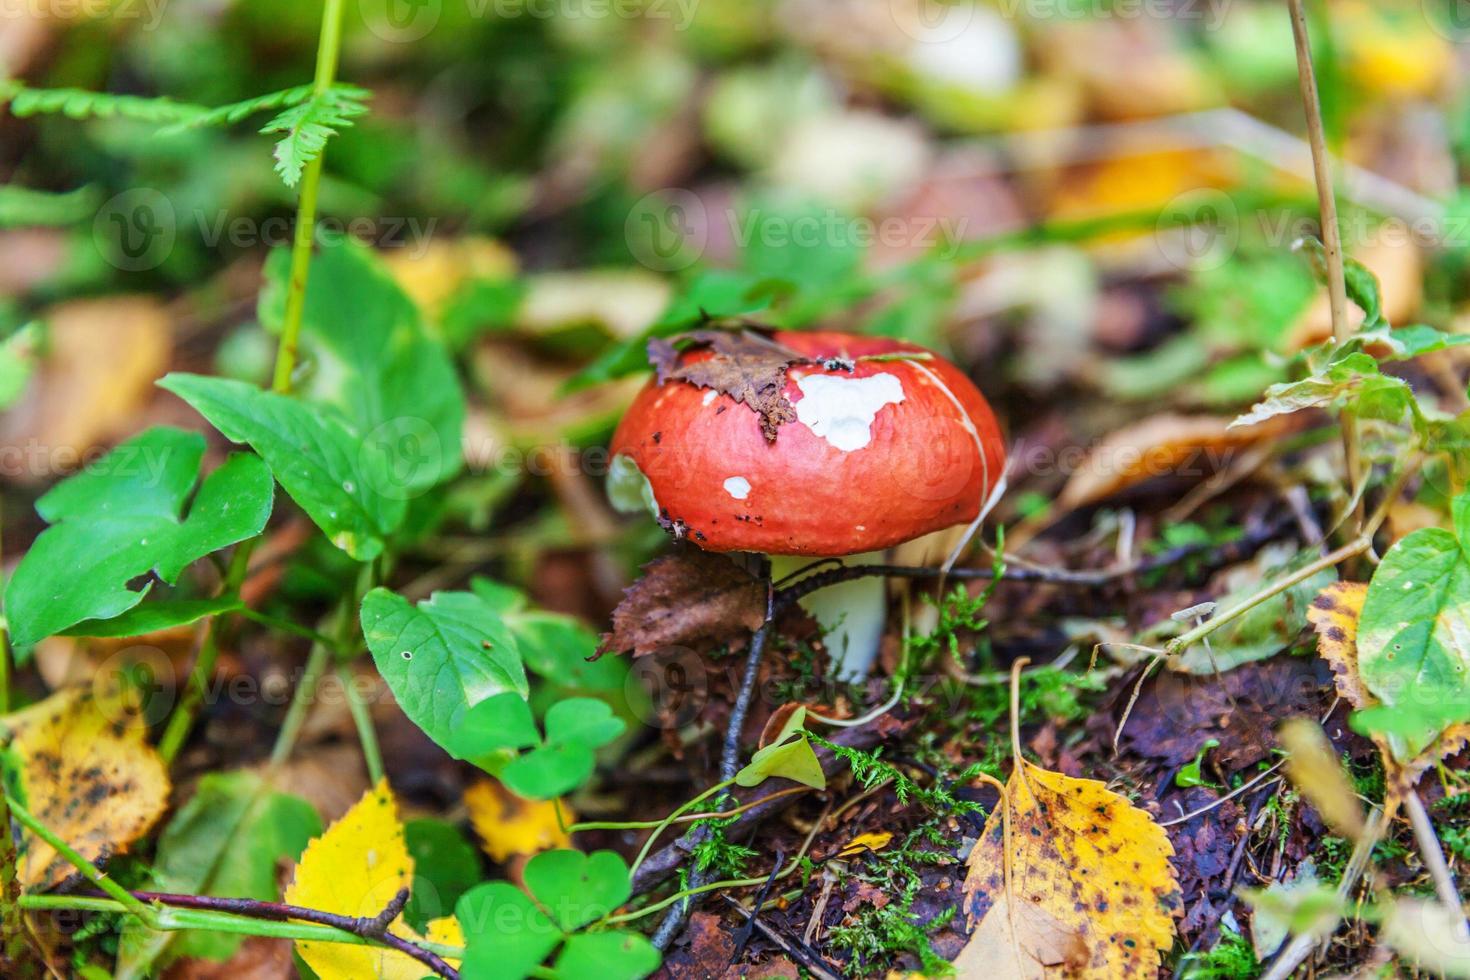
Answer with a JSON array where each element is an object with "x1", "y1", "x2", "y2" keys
[
  {"x1": 628, "y1": 777, "x2": 737, "y2": 877},
  {"x1": 1287, "y1": 0, "x2": 1362, "y2": 529},
  {"x1": 19, "y1": 894, "x2": 462, "y2": 977},
  {"x1": 1164, "y1": 536, "x2": 1368, "y2": 656},
  {"x1": 269, "y1": 0, "x2": 346, "y2": 395},
  {"x1": 6, "y1": 796, "x2": 157, "y2": 925},
  {"x1": 339, "y1": 663, "x2": 384, "y2": 783},
  {"x1": 158, "y1": 541, "x2": 256, "y2": 763},
  {"x1": 568, "y1": 785, "x2": 808, "y2": 833},
  {"x1": 1404, "y1": 788, "x2": 1469, "y2": 939},
  {"x1": 269, "y1": 560, "x2": 372, "y2": 771}
]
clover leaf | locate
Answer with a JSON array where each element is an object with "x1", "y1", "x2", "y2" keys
[
  {"x1": 452, "y1": 694, "x2": 624, "y2": 800},
  {"x1": 457, "y1": 849, "x2": 658, "y2": 980},
  {"x1": 4, "y1": 426, "x2": 272, "y2": 650}
]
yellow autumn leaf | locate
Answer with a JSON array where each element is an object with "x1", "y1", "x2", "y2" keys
[
  {"x1": 958, "y1": 762, "x2": 1180, "y2": 979},
  {"x1": 837, "y1": 831, "x2": 894, "y2": 858},
  {"x1": 0, "y1": 686, "x2": 170, "y2": 890},
  {"x1": 284, "y1": 779, "x2": 462, "y2": 979},
  {"x1": 465, "y1": 780, "x2": 572, "y2": 863}
]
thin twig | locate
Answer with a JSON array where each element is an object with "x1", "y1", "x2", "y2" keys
[
  {"x1": 1287, "y1": 0, "x2": 1362, "y2": 530},
  {"x1": 651, "y1": 559, "x2": 774, "y2": 949},
  {"x1": 1404, "y1": 788, "x2": 1469, "y2": 940}
]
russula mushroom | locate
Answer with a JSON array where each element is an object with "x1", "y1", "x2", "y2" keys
[{"x1": 607, "y1": 329, "x2": 1006, "y2": 680}]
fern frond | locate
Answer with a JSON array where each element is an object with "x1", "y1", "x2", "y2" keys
[
  {"x1": 162, "y1": 83, "x2": 369, "y2": 134},
  {"x1": 0, "y1": 184, "x2": 102, "y2": 228},
  {"x1": 0, "y1": 83, "x2": 206, "y2": 125},
  {"x1": 260, "y1": 87, "x2": 370, "y2": 188}
]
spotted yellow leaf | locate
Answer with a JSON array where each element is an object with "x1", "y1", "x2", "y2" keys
[
  {"x1": 1, "y1": 686, "x2": 170, "y2": 889},
  {"x1": 464, "y1": 780, "x2": 571, "y2": 863},
  {"x1": 959, "y1": 762, "x2": 1180, "y2": 978},
  {"x1": 284, "y1": 779, "x2": 462, "y2": 979}
]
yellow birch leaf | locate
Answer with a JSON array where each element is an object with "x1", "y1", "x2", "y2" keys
[
  {"x1": 1307, "y1": 581, "x2": 1373, "y2": 710},
  {"x1": 284, "y1": 779, "x2": 462, "y2": 980},
  {"x1": 1, "y1": 686, "x2": 170, "y2": 889},
  {"x1": 465, "y1": 780, "x2": 572, "y2": 863},
  {"x1": 958, "y1": 762, "x2": 1180, "y2": 979},
  {"x1": 837, "y1": 831, "x2": 894, "y2": 858}
]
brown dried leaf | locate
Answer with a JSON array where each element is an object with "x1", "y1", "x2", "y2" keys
[
  {"x1": 1057, "y1": 414, "x2": 1286, "y2": 510},
  {"x1": 649, "y1": 330, "x2": 810, "y2": 441},
  {"x1": 600, "y1": 549, "x2": 765, "y2": 657}
]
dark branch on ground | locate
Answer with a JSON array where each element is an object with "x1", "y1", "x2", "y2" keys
[{"x1": 78, "y1": 887, "x2": 457, "y2": 979}]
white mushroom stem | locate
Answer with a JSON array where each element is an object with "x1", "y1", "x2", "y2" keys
[{"x1": 769, "y1": 553, "x2": 887, "y2": 682}]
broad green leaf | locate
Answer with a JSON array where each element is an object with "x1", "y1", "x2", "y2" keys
[
  {"x1": 553, "y1": 932, "x2": 660, "y2": 980},
  {"x1": 260, "y1": 242, "x2": 464, "y2": 493},
  {"x1": 4, "y1": 428, "x2": 272, "y2": 649},
  {"x1": 404, "y1": 818, "x2": 483, "y2": 932},
  {"x1": 457, "y1": 882, "x2": 562, "y2": 980},
  {"x1": 734, "y1": 707, "x2": 826, "y2": 790},
  {"x1": 1357, "y1": 504, "x2": 1470, "y2": 756},
  {"x1": 498, "y1": 698, "x2": 624, "y2": 800},
  {"x1": 160, "y1": 373, "x2": 405, "y2": 561},
  {"x1": 1378, "y1": 324, "x2": 1470, "y2": 360},
  {"x1": 522, "y1": 849, "x2": 631, "y2": 932},
  {"x1": 361, "y1": 589, "x2": 528, "y2": 756},
  {"x1": 62, "y1": 596, "x2": 243, "y2": 638},
  {"x1": 116, "y1": 771, "x2": 320, "y2": 976}
]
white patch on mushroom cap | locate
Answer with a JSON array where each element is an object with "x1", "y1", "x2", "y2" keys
[
  {"x1": 702, "y1": 390, "x2": 718, "y2": 406},
  {"x1": 723, "y1": 476, "x2": 751, "y2": 499},
  {"x1": 794, "y1": 372, "x2": 905, "y2": 452}
]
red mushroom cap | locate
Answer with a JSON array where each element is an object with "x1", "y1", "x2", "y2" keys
[{"x1": 609, "y1": 330, "x2": 1006, "y2": 557}]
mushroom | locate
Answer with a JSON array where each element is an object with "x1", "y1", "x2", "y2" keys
[{"x1": 607, "y1": 329, "x2": 1007, "y2": 680}]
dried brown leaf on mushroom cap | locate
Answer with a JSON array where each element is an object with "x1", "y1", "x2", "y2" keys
[{"x1": 648, "y1": 329, "x2": 813, "y2": 441}]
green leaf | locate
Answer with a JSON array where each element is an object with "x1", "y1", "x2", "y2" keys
[
  {"x1": 1377, "y1": 324, "x2": 1470, "y2": 361},
  {"x1": 734, "y1": 707, "x2": 827, "y2": 790},
  {"x1": 4, "y1": 428, "x2": 273, "y2": 649},
  {"x1": 361, "y1": 588, "x2": 528, "y2": 758},
  {"x1": 1230, "y1": 353, "x2": 1415, "y2": 429},
  {"x1": 259, "y1": 86, "x2": 370, "y2": 187},
  {"x1": 116, "y1": 771, "x2": 320, "y2": 976},
  {"x1": 507, "y1": 611, "x2": 626, "y2": 692},
  {"x1": 456, "y1": 882, "x2": 563, "y2": 980},
  {"x1": 522, "y1": 849, "x2": 632, "y2": 932},
  {"x1": 553, "y1": 932, "x2": 660, "y2": 980},
  {"x1": 447, "y1": 692, "x2": 541, "y2": 759},
  {"x1": 403, "y1": 818, "x2": 483, "y2": 932},
  {"x1": 1357, "y1": 503, "x2": 1470, "y2": 757},
  {"x1": 61, "y1": 596, "x2": 244, "y2": 638},
  {"x1": 1295, "y1": 236, "x2": 1386, "y2": 330},
  {"x1": 1, "y1": 82, "x2": 205, "y2": 124},
  {"x1": 499, "y1": 698, "x2": 624, "y2": 800},
  {"x1": 259, "y1": 241, "x2": 464, "y2": 494},
  {"x1": 1170, "y1": 550, "x2": 1338, "y2": 675},
  {"x1": 160, "y1": 373, "x2": 405, "y2": 561}
]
